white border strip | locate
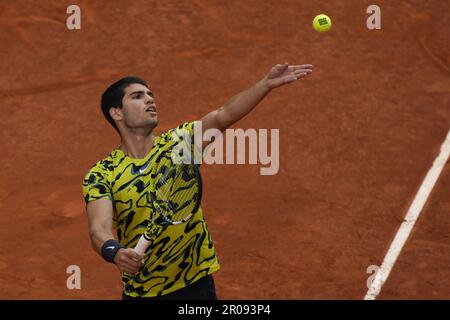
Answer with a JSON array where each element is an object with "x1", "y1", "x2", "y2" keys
[{"x1": 365, "y1": 129, "x2": 450, "y2": 300}]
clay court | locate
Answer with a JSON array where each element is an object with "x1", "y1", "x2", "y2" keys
[{"x1": 0, "y1": 0, "x2": 449, "y2": 299}]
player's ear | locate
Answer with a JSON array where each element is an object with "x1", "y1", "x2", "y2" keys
[{"x1": 110, "y1": 107, "x2": 123, "y2": 121}]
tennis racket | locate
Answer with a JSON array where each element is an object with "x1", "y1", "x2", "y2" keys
[{"x1": 134, "y1": 150, "x2": 202, "y2": 255}]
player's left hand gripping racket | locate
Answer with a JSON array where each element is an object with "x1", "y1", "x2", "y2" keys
[{"x1": 134, "y1": 151, "x2": 202, "y2": 255}]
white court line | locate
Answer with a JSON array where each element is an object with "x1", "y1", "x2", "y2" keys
[{"x1": 365, "y1": 129, "x2": 450, "y2": 300}]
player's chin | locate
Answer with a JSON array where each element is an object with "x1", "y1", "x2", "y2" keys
[{"x1": 146, "y1": 118, "x2": 158, "y2": 128}]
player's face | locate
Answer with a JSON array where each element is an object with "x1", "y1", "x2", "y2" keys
[{"x1": 120, "y1": 83, "x2": 158, "y2": 130}]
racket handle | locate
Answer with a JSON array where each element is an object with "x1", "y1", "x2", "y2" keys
[{"x1": 134, "y1": 236, "x2": 151, "y2": 255}]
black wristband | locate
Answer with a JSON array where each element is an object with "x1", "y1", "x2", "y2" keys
[{"x1": 101, "y1": 239, "x2": 124, "y2": 263}]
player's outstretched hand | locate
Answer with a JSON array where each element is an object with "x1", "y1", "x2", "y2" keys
[
  {"x1": 264, "y1": 62, "x2": 313, "y2": 89},
  {"x1": 114, "y1": 248, "x2": 145, "y2": 274}
]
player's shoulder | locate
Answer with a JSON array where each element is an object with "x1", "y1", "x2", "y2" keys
[
  {"x1": 158, "y1": 121, "x2": 197, "y2": 142},
  {"x1": 83, "y1": 149, "x2": 120, "y2": 181},
  {"x1": 82, "y1": 151, "x2": 117, "y2": 202}
]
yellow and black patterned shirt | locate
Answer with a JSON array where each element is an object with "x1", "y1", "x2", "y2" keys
[{"x1": 82, "y1": 121, "x2": 220, "y2": 298}]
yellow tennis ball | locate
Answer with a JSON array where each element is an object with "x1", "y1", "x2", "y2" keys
[{"x1": 313, "y1": 14, "x2": 332, "y2": 33}]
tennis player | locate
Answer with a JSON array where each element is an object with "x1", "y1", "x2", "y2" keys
[{"x1": 82, "y1": 63, "x2": 313, "y2": 299}]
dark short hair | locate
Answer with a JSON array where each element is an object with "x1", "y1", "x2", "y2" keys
[{"x1": 101, "y1": 76, "x2": 149, "y2": 132}]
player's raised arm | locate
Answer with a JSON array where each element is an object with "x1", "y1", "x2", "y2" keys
[
  {"x1": 86, "y1": 198, "x2": 143, "y2": 274},
  {"x1": 200, "y1": 63, "x2": 313, "y2": 137}
]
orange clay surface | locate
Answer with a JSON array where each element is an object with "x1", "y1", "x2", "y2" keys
[{"x1": 0, "y1": 0, "x2": 448, "y2": 299}]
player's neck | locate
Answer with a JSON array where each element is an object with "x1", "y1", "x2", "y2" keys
[{"x1": 119, "y1": 130, "x2": 155, "y2": 159}]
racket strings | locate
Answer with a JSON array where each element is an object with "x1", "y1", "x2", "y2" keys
[{"x1": 153, "y1": 163, "x2": 200, "y2": 223}]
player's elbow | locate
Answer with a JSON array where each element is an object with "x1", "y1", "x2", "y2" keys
[{"x1": 215, "y1": 106, "x2": 233, "y2": 131}]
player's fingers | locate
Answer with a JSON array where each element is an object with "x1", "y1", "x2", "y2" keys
[
  {"x1": 294, "y1": 68, "x2": 312, "y2": 73},
  {"x1": 284, "y1": 76, "x2": 299, "y2": 84},
  {"x1": 134, "y1": 252, "x2": 145, "y2": 261},
  {"x1": 295, "y1": 70, "x2": 311, "y2": 76},
  {"x1": 124, "y1": 256, "x2": 143, "y2": 269},
  {"x1": 117, "y1": 255, "x2": 135, "y2": 267},
  {"x1": 287, "y1": 73, "x2": 309, "y2": 83},
  {"x1": 120, "y1": 261, "x2": 141, "y2": 273},
  {"x1": 133, "y1": 256, "x2": 144, "y2": 268},
  {"x1": 130, "y1": 262, "x2": 143, "y2": 273},
  {"x1": 276, "y1": 62, "x2": 289, "y2": 70},
  {"x1": 294, "y1": 70, "x2": 311, "y2": 77},
  {"x1": 122, "y1": 248, "x2": 143, "y2": 261},
  {"x1": 118, "y1": 252, "x2": 141, "y2": 267},
  {"x1": 124, "y1": 267, "x2": 139, "y2": 274},
  {"x1": 133, "y1": 259, "x2": 143, "y2": 269},
  {"x1": 292, "y1": 64, "x2": 313, "y2": 70},
  {"x1": 128, "y1": 249, "x2": 145, "y2": 261},
  {"x1": 117, "y1": 262, "x2": 134, "y2": 274},
  {"x1": 121, "y1": 267, "x2": 135, "y2": 274}
]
